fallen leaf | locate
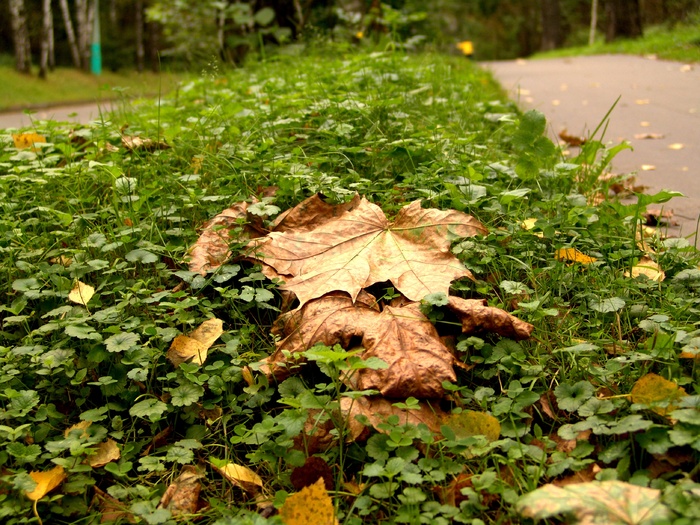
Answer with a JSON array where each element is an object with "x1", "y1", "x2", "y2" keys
[
  {"x1": 157, "y1": 465, "x2": 204, "y2": 516},
  {"x1": 447, "y1": 296, "x2": 534, "y2": 340},
  {"x1": 644, "y1": 209, "x2": 675, "y2": 226},
  {"x1": 558, "y1": 130, "x2": 585, "y2": 147},
  {"x1": 121, "y1": 135, "x2": 169, "y2": 151},
  {"x1": 68, "y1": 280, "x2": 95, "y2": 306},
  {"x1": 341, "y1": 396, "x2": 446, "y2": 441},
  {"x1": 641, "y1": 164, "x2": 656, "y2": 171},
  {"x1": 214, "y1": 462, "x2": 263, "y2": 493},
  {"x1": 167, "y1": 318, "x2": 223, "y2": 367},
  {"x1": 635, "y1": 99, "x2": 651, "y2": 105},
  {"x1": 555, "y1": 248, "x2": 597, "y2": 265},
  {"x1": 668, "y1": 143, "x2": 684, "y2": 150},
  {"x1": 249, "y1": 195, "x2": 487, "y2": 306},
  {"x1": 551, "y1": 99, "x2": 560, "y2": 106},
  {"x1": 517, "y1": 480, "x2": 672, "y2": 524},
  {"x1": 264, "y1": 293, "x2": 456, "y2": 399},
  {"x1": 633, "y1": 133, "x2": 664, "y2": 139},
  {"x1": 65, "y1": 420, "x2": 91, "y2": 438},
  {"x1": 640, "y1": 121, "x2": 651, "y2": 127},
  {"x1": 624, "y1": 257, "x2": 665, "y2": 282},
  {"x1": 630, "y1": 373, "x2": 687, "y2": 417},
  {"x1": 290, "y1": 457, "x2": 333, "y2": 491},
  {"x1": 680, "y1": 64, "x2": 693, "y2": 72},
  {"x1": 93, "y1": 486, "x2": 136, "y2": 523},
  {"x1": 552, "y1": 463, "x2": 601, "y2": 486},
  {"x1": 188, "y1": 201, "x2": 266, "y2": 275},
  {"x1": 88, "y1": 439, "x2": 121, "y2": 468},
  {"x1": 13, "y1": 132, "x2": 46, "y2": 150},
  {"x1": 521, "y1": 218, "x2": 538, "y2": 230},
  {"x1": 278, "y1": 477, "x2": 337, "y2": 525},
  {"x1": 26, "y1": 465, "x2": 66, "y2": 501},
  {"x1": 442, "y1": 411, "x2": 500, "y2": 441}
]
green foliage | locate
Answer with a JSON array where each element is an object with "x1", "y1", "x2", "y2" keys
[{"x1": 0, "y1": 46, "x2": 698, "y2": 524}]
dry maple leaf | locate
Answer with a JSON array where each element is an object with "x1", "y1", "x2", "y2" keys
[
  {"x1": 157, "y1": 465, "x2": 204, "y2": 516},
  {"x1": 263, "y1": 292, "x2": 456, "y2": 399},
  {"x1": 188, "y1": 202, "x2": 266, "y2": 275},
  {"x1": 248, "y1": 195, "x2": 487, "y2": 306},
  {"x1": 447, "y1": 297, "x2": 534, "y2": 340}
]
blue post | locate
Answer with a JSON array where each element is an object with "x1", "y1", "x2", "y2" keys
[{"x1": 91, "y1": 0, "x2": 102, "y2": 75}]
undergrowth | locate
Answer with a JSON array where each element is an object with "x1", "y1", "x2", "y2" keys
[{"x1": 0, "y1": 48, "x2": 698, "y2": 524}]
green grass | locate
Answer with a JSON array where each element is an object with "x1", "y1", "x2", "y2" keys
[
  {"x1": 0, "y1": 47, "x2": 698, "y2": 524},
  {"x1": 535, "y1": 23, "x2": 700, "y2": 62},
  {"x1": 0, "y1": 64, "x2": 185, "y2": 111}
]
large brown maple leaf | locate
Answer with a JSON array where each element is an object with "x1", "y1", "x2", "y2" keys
[{"x1": 248, "y1": 195, "x2": 487, "y2": 307}]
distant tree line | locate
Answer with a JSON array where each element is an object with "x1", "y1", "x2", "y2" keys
[{"x1": 2, "y1": 0, "x2": 699, "y2": 75}]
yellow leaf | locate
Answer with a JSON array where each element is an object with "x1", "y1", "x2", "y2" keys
[
  {"x1": 26, "y1": 465, "x2": 66, "y2": 501},
  {"x1": 555, "y1": 248, "x2": 597, "y2": 265},
  {"x1": 635, "y1": 99, "x2": 650, "y2": 105},
  {"x1": 456, "y1": 41, "x2": 473, "y2": 55},
  {"x1": 279, "y1": 477, "x2": 337, "y2": 525},
  {"x1": 215, "y1": 462, "x2": 263, "y2": 491},
  {"x1": 624, "y1": 257, "x2": 665, "y2": 281},
  {"x1": 641, "y1": 164, "x2": 656, "y2": 171},
  {"x1": 68, "y1": 280, "x2": 95, "y2": 306},
  {"x1": 668, "y1": 143, "x2": 684, "y2": 150},
  {"x1": 167, "y1": 318, "x2": 223, "y2": 367},
  {"x1": 64, "y1": 420, "x2": 91, "y2": 438},
  {"x1": 521, "y1": 218, "x2": 538, "y2": 230},
  {"x1": 88, "y1": 439, "x2": 121, "y2": 467},
  {"x1": 442, "y1": 411, "x2": 501, "y2": 442},
  {"x1": 630, "y1": 373, "x2": 687, "y2": 417},
  {"x1": 13, "y1": 132, "x2": 46, "y2": 150}
]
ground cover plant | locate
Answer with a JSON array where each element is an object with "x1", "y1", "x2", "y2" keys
[{"x1": 1, "y1": 47, "x2": 699, "y2": 525}]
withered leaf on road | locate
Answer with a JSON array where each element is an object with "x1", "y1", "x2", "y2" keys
[
  {"x1": 157, "y1": 465, "x2": 204, "y2": 516},
  {"x1": 264, "y1": 293, "x2": 456, "y2": 399},
  {"x1": 447, "y1": 297, "x2": 534, "y2": 340},
  {"x1": 249, "y1": 195, "x2": 487, "y2": 306}
]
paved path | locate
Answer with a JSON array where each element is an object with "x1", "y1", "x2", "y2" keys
[
  {"x1": 0, "y1": 101, "x2": 116, "y2": 129},
  {"x1": 483, "y1": 55, "x2": 700, "y2": 240}
]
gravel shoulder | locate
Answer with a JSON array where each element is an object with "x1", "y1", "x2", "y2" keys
[{"x1": 482, "y1": 55, "x2": 700, "y2": 240}]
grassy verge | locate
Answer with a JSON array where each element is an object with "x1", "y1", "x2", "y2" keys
[
  {"x1": 1, "y1": 48, "x2": 698, "y2": 524},
  {"x1": 535, "y1": 23, "x2": 700, "y2": 62},
  {"x1": 0, "y1": 65, "x2": 185, "y2": 111}
]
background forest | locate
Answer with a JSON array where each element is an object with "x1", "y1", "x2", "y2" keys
[{"x1": 2, "y1": 0, "x2": 700, "y2": 76}]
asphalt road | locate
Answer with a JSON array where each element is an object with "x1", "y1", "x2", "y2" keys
[
  {"x1": 0, "y1": 101, "x2": 117, "y2": 129},
  {"x1": 483, "y1": 55, "x2": 700, "y2": 240}
]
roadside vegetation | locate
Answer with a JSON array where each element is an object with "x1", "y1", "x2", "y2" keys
[
  {"x1": 1, "y1": 46, "x2": 699, "y2": 525},
  {"x1": 535, "y1": 21, "x2": 700, "y2": 62}
]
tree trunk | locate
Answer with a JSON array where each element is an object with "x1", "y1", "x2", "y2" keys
[
  {"x1": 59, "y1": 0, "x2": 82, "y2": 68},
  {"x1": 39, "y1": 0, "x2": 52, "y2": 79},
  {"x1": 589, "y1": 0, "x2": 598, "y2": 45},
  {"x1": 605, "y1": 0, "x2": 643, "y2": 42},
  {"x1": 9, "y1": 0, "x2": 32, "y2": 73},
  {"x1": 135, "y1": 0, "x2": 145, "y2": 72},
  {"x1": 75, "y1": 0, "x2": 90, "y2": 70},
  {"x1": 540, "y1": 0, "x2": 563, "y2": 51},
  {"x1": 49, "y1": 2, "x2": 55, "y2": 70}
]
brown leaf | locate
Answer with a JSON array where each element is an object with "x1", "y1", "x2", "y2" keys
[
  {"x1": 121, "y1": 135, "x2": 169, "y2": 152},
  {"x1": 552, "y1": 463, "x2": 601, "y2": 487},
  {"x1": 341, "y1": 396, "x2": 446, "y2": 441},
  {"x1": 167, "y1": 318, "x2": 223, "y2": 367},
  {"x1": 558, "y1": 130, "x2": 585, "y2": 147},
  {"x1": 290, "y1": 457, "x2": 334, "y2": 491},
  {"x1": 188, "y1": 202, "x2": 266, "y2": 275},
  {"x1": 93, "y1": 486, "x2": 136, "y2": 523},
  {"x1": 264, "y1": 293, "x2": 456, "y2": 399},
  {"x1": 447, "y1": 297, "x2": 534, "y2": 340},
  {"x1": 157, "y1": 465, "x2": 204, "y2": 516},
  {"x1": 249, "y1": 195, "x2": 487, "y2": 306},
  {"x1": 633, "y1": 132, "x2": 664, "y2": 139}
]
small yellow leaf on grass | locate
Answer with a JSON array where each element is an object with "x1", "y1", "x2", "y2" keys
[
  {"x1": 167, "y1": 318, "x2": 223, "y2": 367},
  {"x1": 521, "y1": 218, "x2": 537, "y2": 230},
  {"x1": 65, "y1": 420, "x2": 91, "y2": 438},
  {"x1": 26, "y1": 465, "x2": 66, "y2": 501},
  {"x1": 630, "y1": 373, "x2": 687, "y2": 417},
  {"x1": 668, "y1": 143, "x2": 684, "y2": 150},
  {"x1": 68, "y1": 280, "x2": 95, "y2": 306},
  {"x1": 443, "y1": 411, "x2": 501, "y2": 442},
  {"x1": 279, "y1": 477, "x2": 337, "y2": 525},
  {"x1": 89, "y1": 439, "x2": 121, "y2": 467},
  {"x1": 624, "y1": 257, "x2": 665, "y2": 281},
  {"x1": 216, "y1": 462, "x2": 263, "y2": 492},
  {"x1": 555, "y1": 248, "x2": 597, "y2": 265},
  {"x1": 13, "y1": 132, "x2": 46, "y2": 150}
]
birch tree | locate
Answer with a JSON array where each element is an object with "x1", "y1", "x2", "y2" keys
[
  {"x1": 39, "y1": 0, "x2": 54, "y2": 79},
  {"x1": 59, "y1": 0, "x2": 82, "y2": 68},
  {"x1": 9, "y1": 0, "x2": 32, "y2": 73}
]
